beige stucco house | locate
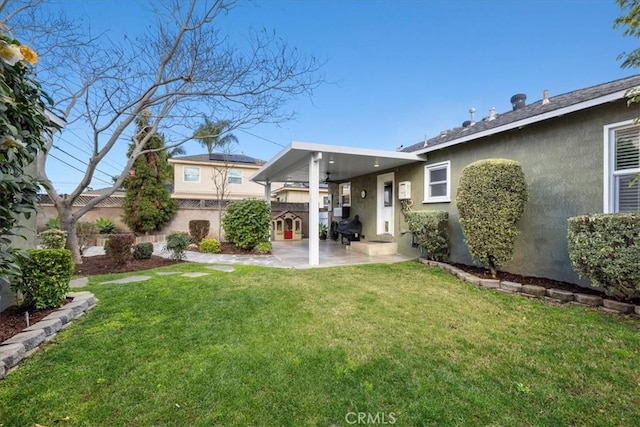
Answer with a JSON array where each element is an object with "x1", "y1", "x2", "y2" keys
[
  {"x1": 169, "y1": 153, "x2": 285, "y2": 200},
  {"x1": 272, "y1": 183, "x2": 329, "y2": 209}
]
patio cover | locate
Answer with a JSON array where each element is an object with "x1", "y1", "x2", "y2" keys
[{"x1": 251, "y1": 141, "x2": 426, "y2": 266}]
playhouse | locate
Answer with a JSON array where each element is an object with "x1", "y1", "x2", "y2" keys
[{"x1": 272, "y1": 210, "x2": 303, "y2": 241}]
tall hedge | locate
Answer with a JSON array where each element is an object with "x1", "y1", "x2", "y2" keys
[
  {"x1": 13, "y1": 249, "x2": 74, "y2": 309},
  {"x1": 223, "y1": 199, "x2": 271, "y2": 250},
  {"x1": 406, "y1": 210, "x2": 449, "y2": 261},
  {"x1": 456, "y1": 159, "x2": 528, "y2": 276},
  {"x1": 568, "y1": 214, "x2": 640, "y2": 301}
]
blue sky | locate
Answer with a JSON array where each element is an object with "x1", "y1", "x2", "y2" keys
[{"x1": 39, "y1": 0, "x2": 639, "y2": 193}]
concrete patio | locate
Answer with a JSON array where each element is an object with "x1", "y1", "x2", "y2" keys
[{"x1": 83, "y1": 239, "x2": 415, "y2": 269}]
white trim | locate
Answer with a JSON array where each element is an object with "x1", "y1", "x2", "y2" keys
[
  {"x1": 417, "y1": 90, "x2": 630, "y2": 155},
  {"x1": 377, "y1": 172, "x2": 395, "y2": 236},
  {"x1": 423, "y1": 161, "x2": 451, "y2": 203},
  {"x1": 603, "y1": 119, "x2": 639, "y2": 213},
  {"x1": 183, "y1": 166, "x2": 201, "y2": 183}
]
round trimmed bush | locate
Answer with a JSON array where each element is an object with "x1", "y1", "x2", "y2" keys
[
  {"x1": 199, "y1": 238, "x2": 222, "y2": 254},
  {"x1": 456, "y1": 159, "x2": 528, "y2": 277},
  {"x1": 133, "y1": 242, "x2": 154, "y2": 260},
  {"x1": 253, "y1": 241, "x2": 272, "y2": 254},
  {"x1": 223, "y1": 199, "x2": 271, "y2": 250}
]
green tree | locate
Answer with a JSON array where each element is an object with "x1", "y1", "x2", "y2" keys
[
  {"x1": 0, "y1": 34, "x2": 58, "y2": 288},
  {"x1": 456, "y1": 159, "x2": 528, "y2": 277},
  {"x1": 122, "y1": 110, "x2": 177, "y2": 233},
  {"x1": 194, "y1": 118, "x2": 238, "y2": 155}
]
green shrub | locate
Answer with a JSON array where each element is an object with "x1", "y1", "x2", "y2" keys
[
  {"x1": 223, "y1": 199, "x2": 271, "y2": 250},
  {"x1": 13, "y1": 249, "x2": 74, "y2": 309},
  {"x1": 95, "y1": 217, "x2": 116, "y2": 234},
  {"x1": 456, "y1": 159, "x2": 528, "y2": 277},
  {"x1": 164, "y1": 232, "x2": 191, "y2": 260},
  {"x1": 189, "y1": 220, "x2": 210, "y2": 244},
  {"x1": 76, "y1": 221, "x2": 96, "y2": 255},
  {"x1": 45, "y1": 216, "x2": 61, "y2": 230},
  {"x1": 253, "y1": 241, "x2": 272, "y2": 254},
  {"x1": 39, "y1": 229, "x2": 67, "y2": 249},
  {"x1": 199, "y1": 238, "x2": 222, "y2": 254},
  {"x1": 133, "y1": 242, "x2": 154, "y2": 260},
  {"x1": 105, "y1": 234, "x2": 135, "y2": 263},
  {"x1": 406, "y1": 210, "x2": 449, "y2": 261},
  {"x1": 568, "y1": 214, "x2": 640, "y2": 301}
]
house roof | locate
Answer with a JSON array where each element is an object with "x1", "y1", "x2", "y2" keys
[
  {"x1": 402, "y1": 74, "x2": 640, "y2": 154},
  {"x1": 251, "y1": 141, "x2": 425, "y2": 184},
  {"x1": 170, "y1": 153, "x2": 266, "y2": 165}
]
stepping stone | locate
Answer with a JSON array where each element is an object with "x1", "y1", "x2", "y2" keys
[
  {"x1": 0, "y1": 343, "x2": 25, "y2": 368},
  {"x1": 181, "y1": 272, "x2": 210, "y2": 278},
  {"x1": 3, "y1": 329, "x2": 46, "y2": 351},
  {"x1": 155, "y1": 272, "x2": 182, "y2": 276},
  {"x1": 205, "y1": 265, "x2": 235, "y2": 273},
  {"x1": 100, "y1": 275, "x2": 152, "y2": 284},
  {"x1": 69, "y1": 277, "x2": 89, "y2": 288}
]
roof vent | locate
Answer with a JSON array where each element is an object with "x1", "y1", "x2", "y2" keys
[
  {"x1": 510, "y1": 93, "x2": 527, "y2": 110},
  {"x1": 469, "y1": 107, "x2": 476, "y2": 124},
  {"x1": 542, "y1": 89, "x2": 550, "y2": 105},
  {"x1": 462, "y1": 120, "x2": 472, "y2": 128},
  {"x1": 488, "y1": 107, "x2": 497, "y2": 120}
]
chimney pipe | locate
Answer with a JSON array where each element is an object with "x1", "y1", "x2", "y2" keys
[
  {"x1": 542, "y1": 89, "x2": 550, "y2": 105},
  {"x1": 469, "y1": 107, "x2": 476, "y2": 124},
  {"x1": 488, "y1": 107, "x2": 496, "y2": 120}
]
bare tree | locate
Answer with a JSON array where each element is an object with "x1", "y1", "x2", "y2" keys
[{"x1": 1, "y1": 0, "x2": 322, "y2": 262}]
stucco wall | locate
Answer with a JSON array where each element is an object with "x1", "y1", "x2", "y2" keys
[{"x1": 338, "y1": 100, "x2": 636, "y2": 285}]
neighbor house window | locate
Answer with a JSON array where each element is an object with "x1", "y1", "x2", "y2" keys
[
  {"x1": 322, "y1": 195, "x2": 330, "y2": 208},
  {"x1": 605, "y1": 121, "x2": 640, "y2": 212},
  {"x1": 183, "y1": 166, "x2": 200, "y2": 183},
  {"x1": 424, "y1": 161, "x2": 451, "y2": 203},
  {"x1": 339, "y1": 182, "x2": 351, "y2": 206},
  {"x1": 228, "y1": 169, "x2": 242, "y2": 184}
]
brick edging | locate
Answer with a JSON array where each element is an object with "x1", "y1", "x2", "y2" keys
[
  {"x1": 419, "y1": 259, "x2": 640, "y2": 317},
  {"x1": 0, "y1": 291, "x2": 98, "y2": 380}
]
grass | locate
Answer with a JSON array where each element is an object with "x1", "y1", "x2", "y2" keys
[{"x1": 1, "y1": 261, "x2": 639, "y2": 426}]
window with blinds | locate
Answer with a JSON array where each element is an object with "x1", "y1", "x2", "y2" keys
[{"x1": 612, "y1": 126, "x2": 640, "y2": 212}]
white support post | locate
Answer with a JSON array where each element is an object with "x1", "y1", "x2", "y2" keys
[
  {"x1": 309, "y1": 152, "x2": 321, "y2": 266},
  {"x1": 264, "y1": 181, "x2": 271, "y2": 202}
]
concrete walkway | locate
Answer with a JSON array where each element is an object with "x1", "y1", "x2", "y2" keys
[{"x1": 82, "y1": 239, "x2": 414, "y2": 269}]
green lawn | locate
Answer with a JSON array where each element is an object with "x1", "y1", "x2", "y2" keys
[{"x1": 1, "y1": 262, "x2": 639, "y2": 426}]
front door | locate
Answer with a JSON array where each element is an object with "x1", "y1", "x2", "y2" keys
[{"x1": 377, "y1": 172, "x2": 394, "y2": 236}]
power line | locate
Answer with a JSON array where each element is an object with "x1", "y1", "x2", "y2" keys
[
  {"x1": 47, "y1": 152, "x2": 113, "y2": 186},
  {"x1": 238, "y1": 129, "x2": 286, "y2": 148},
  {"x1": 52, "y1": 146, "x2": 115, "y2": 181}
]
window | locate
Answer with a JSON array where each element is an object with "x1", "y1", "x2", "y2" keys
[
  {"x1": 339, "y1": 182, "x2": 351, "y2": 206},
  {"x1": 183, "y1": 166, "x2": 200, "y2": 183},
  {"x1": 424, "y1": 161, "x2": 451, "y2": 203},
  {"x1": 605, "y1": 121, "x2": 640, "y2": 212},
  {"x1": 322, "y1": 195, "x2": 330, "y2": 208},
  {"x1": 228, "y1": 169, "x2": 242, "y2": 184}
]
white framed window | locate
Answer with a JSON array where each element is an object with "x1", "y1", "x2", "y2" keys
[
  {"x1": 322, "y1": 195, "x2": 330, "y2": 208},
  {"x1": 183, "y1": 166, "x2": 200, "y2": 183},
  {"x1": 423, "y1": 161, "x2": 451, "y2": 203},
  {"x1": 604, "y1": 121, "x2": 640, "y2": 213},
  {"x1": 228, "y1": 169, "x2": 242, "y2": 184},
  {"x1": 339, "y1": 182, "x2": 351, "y2": 207}
]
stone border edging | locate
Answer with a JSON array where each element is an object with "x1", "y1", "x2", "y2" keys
[
  {"x1": 419, "y1": 259, "x2": 640, "y2": 317},
  {"x1": 0, "y1": 291, "x2": 98, "y2": 380}
]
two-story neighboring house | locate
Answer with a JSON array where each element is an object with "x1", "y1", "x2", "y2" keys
[
  {"x1": 272, "y1": 183, "x2": 330, "y2": 210},
  {"x1": 169, "y1": 153, "x2": 285, "y2": 200}
]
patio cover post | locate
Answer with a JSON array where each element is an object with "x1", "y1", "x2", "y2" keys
[
  {"x1": 309, "y1": 152, "x2": 321, "y2": 266},
  {"x1": 263, "y1": 182, "x2": 271, "y2": 202}
]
